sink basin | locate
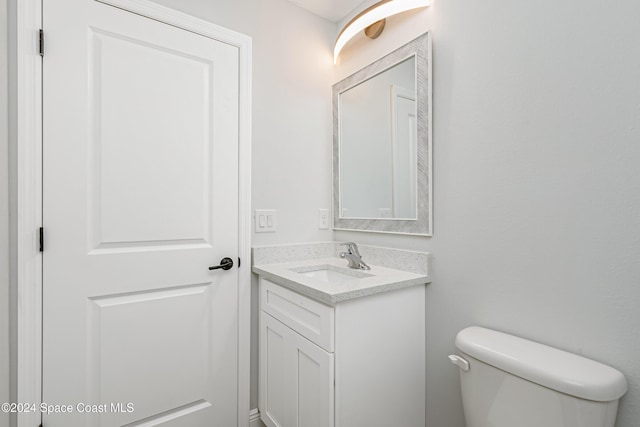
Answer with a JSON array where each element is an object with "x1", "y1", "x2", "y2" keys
[
  {"x1": 291, "y1": 265, "x2": 372, "y2": 283},
  {"x1": 300, "y1": 269, "x2": 358, "y2": 283}
]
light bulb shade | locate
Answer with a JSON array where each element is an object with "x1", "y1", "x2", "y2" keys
[{"x1": 334, "y1": 0, "x2": 429, "y2": 63}]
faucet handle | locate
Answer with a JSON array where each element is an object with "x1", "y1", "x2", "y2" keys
[{"x1": 340, "y1": 242, "x2": 360, "y2": 256}]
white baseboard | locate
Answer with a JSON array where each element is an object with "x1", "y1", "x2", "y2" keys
[{"x1": 249, "y1": 408, "x2": 266, "y2": 427}]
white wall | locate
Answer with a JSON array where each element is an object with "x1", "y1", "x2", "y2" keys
[
  {"x1": 335, "y1": 1, "x2": 640, "y2": 427},
  {"x1": 0, "y1": 0, "x2": 10, "y2": 425}
]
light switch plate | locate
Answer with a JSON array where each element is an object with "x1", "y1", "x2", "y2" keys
[
  {"x1": 318, "y1": 208, "x2": 329, "y2": 229},
  {"x1": 255, "y1": 209, "x2": 277, "y2": 233}
]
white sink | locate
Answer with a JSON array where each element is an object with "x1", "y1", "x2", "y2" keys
[
  {"x1": 300, "y1": 269, "x2": 358, "y2": 283},
  {"x1": 291, "y1": 265, "x2": 372, "y2": 283}
]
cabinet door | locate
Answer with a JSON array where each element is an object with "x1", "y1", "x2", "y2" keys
[
  {"x1": 290, "y1": 330, "x2": 334, "y2": 427},
  {"x1": 260, "y1": 312, "x2": 290, "y2": 427},
  {"x1": 260, "y1": 311, "x2": 334, "y2": 427}
]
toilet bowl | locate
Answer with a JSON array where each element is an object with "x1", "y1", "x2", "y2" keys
[{"x1": 450, "y1": 326, "x2": 627, "y2": 427}]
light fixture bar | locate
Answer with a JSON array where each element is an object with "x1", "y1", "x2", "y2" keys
[{"x1": 334, "y1": 0, "x2": 429, "y2": 64}]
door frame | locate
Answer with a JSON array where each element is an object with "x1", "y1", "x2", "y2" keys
[{"x1": 15, "y1": 1, "x2": 253, "y2": 426}]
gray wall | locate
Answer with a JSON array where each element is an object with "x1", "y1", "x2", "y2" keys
[
  {"x1": 335, "y1": 1, "x2": 640, "y2": 426},
  {"x1": 0, "y1": 0, "x2": 10, "y2": 425}
]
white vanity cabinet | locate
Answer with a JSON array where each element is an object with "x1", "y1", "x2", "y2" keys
[
  {"x1": 258, "y1": 277, "x2": 426, "y2": 427},
  {"x1": 259, "y1": 279, "x2": 334, "y2": 427}
]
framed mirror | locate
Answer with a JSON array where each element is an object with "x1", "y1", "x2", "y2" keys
[{"x1": 333, "y1": 32, "x2": 432, "y2": 235}]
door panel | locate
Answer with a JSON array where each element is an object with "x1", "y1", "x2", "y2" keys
[
  {"x1": 88, "y1": 284, "x2": 213, "y2": 426},
  {"x1": 43, "y1": 1, "x2": 240, "y2": 426},
  {"x1": 90, "y1": 26, "x2": 215, "y2": 248}
]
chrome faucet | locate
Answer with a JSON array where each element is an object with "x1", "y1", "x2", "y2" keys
[{"x1": 339, "y1": 242, "x2": 371, "y2": 270}]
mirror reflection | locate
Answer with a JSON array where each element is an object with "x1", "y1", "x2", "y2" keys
[
  {"x1": 339, "y1": 56, "x2": 417, "y2": 219},
  {"x1": 333, "y1": 32, "x2": 431, "y2": 236}
]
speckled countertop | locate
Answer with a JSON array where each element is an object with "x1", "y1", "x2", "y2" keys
[{"x1": 252, "y1": 256, "x2": 430, "y2": 305}]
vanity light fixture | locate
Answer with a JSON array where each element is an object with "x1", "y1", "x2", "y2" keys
[{"x1": 333, "y1": 0, "x2": 429, "y2": 64}]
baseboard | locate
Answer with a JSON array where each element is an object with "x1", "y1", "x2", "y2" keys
[{"x1": 249, "y1": 408, "x2": 266, "y2": 427}]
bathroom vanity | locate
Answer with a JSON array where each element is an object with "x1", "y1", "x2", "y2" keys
[{"x1": 253, "y1": 243, "x2": 430, "y2": 427}]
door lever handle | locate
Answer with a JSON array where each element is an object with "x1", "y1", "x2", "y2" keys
[{"x1": 209, "y1": 257, "x2": 234, "y2": 271}]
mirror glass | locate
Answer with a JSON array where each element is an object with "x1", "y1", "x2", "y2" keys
[
  {"x1": 339, "y1": 56, "x2": 417, "y2": 220},
  {"x1": 333, "y1": 32, "x2": 432, "y2": 235}
]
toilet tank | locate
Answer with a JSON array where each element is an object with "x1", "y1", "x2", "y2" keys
[{"x1": 452, "y1": 327, "x2": 627, "y2": 427}]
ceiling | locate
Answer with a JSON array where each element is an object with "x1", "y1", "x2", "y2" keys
[{"x1": 286, "y1": 0, "x2": 366, "y2": 22}]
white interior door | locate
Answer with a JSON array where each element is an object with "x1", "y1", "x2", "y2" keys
[
  {"x1": 42, "y1": 1, "x2": 240, "y2": 426},
  {"x1": 391, "y1": 85, "x2": 417, "y2": 219}
]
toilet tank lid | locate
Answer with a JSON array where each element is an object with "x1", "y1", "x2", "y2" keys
[{"x1": 455, "y1": 327, "x2": 627, "y2": 402}]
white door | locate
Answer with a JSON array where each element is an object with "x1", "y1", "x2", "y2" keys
[
  {"x1": 391, "y1": 85, "x2": 417, "y2": 219},
  {"x1": 42, "y1": 1, "x2": 240, "y2": 426}
]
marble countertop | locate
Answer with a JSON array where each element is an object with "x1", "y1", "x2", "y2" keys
[{"x1": 252, "y1": 257, "x2": 430, "y2": 305}]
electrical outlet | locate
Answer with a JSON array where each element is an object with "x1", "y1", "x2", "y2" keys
[
  {"x1": 318, "y1": 208, "x2": 329, "y2": 229},
  {"x1": 378, "y1": 208, "x2": 392, "y2": 218}
]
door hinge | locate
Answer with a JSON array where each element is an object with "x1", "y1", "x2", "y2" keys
[
  {"x1": 39, "y1": 227, "x2": 44, "y2": 252},
  {"x1": 39, "y1": 29, "x2": 44, "y2": 57}
]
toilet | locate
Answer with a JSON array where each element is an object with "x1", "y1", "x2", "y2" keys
[{"x1": 449, "y1": 326, "x2": 627, "y2": 427}]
